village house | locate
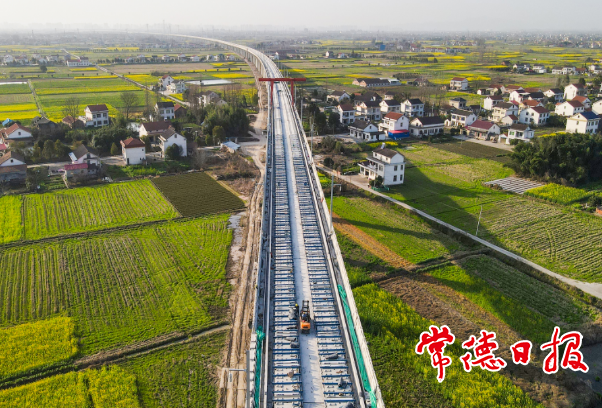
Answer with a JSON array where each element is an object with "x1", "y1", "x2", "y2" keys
[
  {"x1": 492, "y1": 102, "x2": 520, "y2": 122},
  {"x1": 379, "y1": 99, "x2": 401, "y2": 114},
  {"x1": 500, "y1": 115, "x2": 519, "y2": 127},
  {"x1": 449, "y1": 97, "x2": 467, "y2": 109},
  {"x1": 446, "y1": 109, "x2": 477, "y2": 128},
  {"x1": 533, "y1": 64, "x2": 546, "y2": 74},
  {"x1": 509, "y1": 89, "x2": 530, "y2": 103},
  {"x1": 572, "y1": 95, "x2": 591, "y2": 109},
  {"x1": 0, "y1": 124, "x2": 33, "y2": 146},
  {"x1": 527, "y1": 92, "x2": 546, "y2": 103},
  {"x1": 409, "y1": 116, "x2": 445, "y2": 137},
  {"x1": 0, "y1": 151, "x2": 27, "y2": 183},
  {"x1": 544, "y1": 88, "x2": 564, "y2": 103},
  {"x1": 65, "y1": 57, "x2": 89, "y2": 67},
  {"x1": 158, "y1": 75, "x2": 175, "y2": 90},
  {"x1": 383, "y1": 91, "x2": 396, "y2": 101},
  {"x1": 83, "y1": 104, "x2": 109, "y2": 127},
  {"x1": 449, "y1": 77, "x2": 468, "y2": 91},
  {"x1": 407, "y1": 77, "x2": 431, "y2": 87},
  {"x1": 174, "y1": 104, "x2": 187, "y2": 119},
  {"x1": 358, "y1": 146, "x2": 406, "y2": 185},
  {"x1": 155, "y1": 102, "x2": 175, "y2": 120},
  {"x1": 352, "y1": 78, "x2": 390, "y2": 88},
  {"x1": 483, "y1": 95, "x2": 504, "y2": 111},
  {"x1": 62, "y1": 115, "x2": 85, "y2": 129},
  {"x1": 555, "y1": 100, "x2": 585, "y2": 117},
  {"x1": 199, "y1": 91, "x2": 221, "y2": 106},
  {"x1": 467, "y1": 120, "x2": 501, "y2": 140},
  {"x1": 167, "y1": 80, "x2": 187, "y2": 94},
  {"x1": 519, "y1": 106, "x2": 550, "y2": 126},
  {"x1": 326, "y1": 91, "x2": 350, "y2": 103},
  {"x1": 357, "y1": 101, "x2": 382, "y2": 121},
  {"x1": 379, "y1": 112, "x2": 409, "y2": 135},
  {"x1": 564, "y1": 83, "x2": 587, "y2": 100},
  {"x1": 400, "y1": 98, "x2": 424, "y2": 117},
  {"x1": 121, "y1": 138, "x2": 146, "y2": 165},
  {"x1": 501, "y1": 85, "x2": 523, "y2": 95},
  {"x1": 31, "y1": 116, "x2": 58, "y2": 135},
  {"x1": 592, "y1": 99, "x2": 602, "y2": 115},
  {"x1": 499, "y1": 124, "x2": 535, "y2": 144},
  {"x1": 337, "y1": 103, "x2": 356, "y2": 125},
  {"x1": 353, "y1": 91, "x2": 382, "y2": 106},
  {"x1": 190, "y1": 55, "x2": 200, "y2": 62},
  {"x1": 139, "y1": 121, "x2": 173, "y2": 142},
  {"x1": 468, "y1": 105, "x2": 481, "y2": 116},
  {"x1": 520, "y1": 99, "x2": 544, "y2": 110},
  {"x1": 158, "y1": 129, "x2": 188, "y2": 157},
  {"x1": 349, "y1": 120, "x2": 385, "y2": 142},
  {"x1": 66, "y1": 145, "x2": 100, "y2": 179},
  {"x1": 566, "y1": 111, "x2": 600, "y2": 134}
]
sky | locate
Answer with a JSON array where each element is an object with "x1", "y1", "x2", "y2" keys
[{"x1": 5, "y1": 0, "x2": 602, "y2": 33}]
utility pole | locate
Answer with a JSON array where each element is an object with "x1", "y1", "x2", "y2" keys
[{"x1": 475, "y1": 205, "x2": 483, "y2": 236}]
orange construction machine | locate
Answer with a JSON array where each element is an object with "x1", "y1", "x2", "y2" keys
[{"x1": 300, "y1": 300, "x2": 311, "y2": 334}]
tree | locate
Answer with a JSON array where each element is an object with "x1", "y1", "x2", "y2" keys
[
  {"x1": 42, "y1": 139, "x2": 55, "y2": 160},
  {"x1": 578, "y1": 77, "x2": 586, "y2": 87},
  {"x1": 141, "y1": 135, "x2": 152, "y2": 151},
  {"x1": 314, "y1": 112, "x2": 327, "y2": 134},
  {"x1": 54, "y1": 139, "x2": 69, "y2": 159},
  {"x1": 110, "y1": 142, "x2": 120, "y2": 156},
  {"x1": 563, "y1": 74, "x2": 571, "y2": 87},
  {"x1": 205, "y1": 134, "x2": 214, "y2": 146},
  {"x1": 39, "y1": 65, "x2": 47, "y2": 73},
  {"x1": 328, "y1": 112, "x2": 340, "y2": 129},
  {"x1": 61, "y1": 96, "x2": 80, "y2": 122},
  {"x1": 212, "y1": 125, "x2": 226, "y2": 144},
  {"x1": 251, "y1": 93, "x2": 259, "y2": 106},
  {"x1": 165, "y1": 144, "x2": 182, "y2": 160},
  {"x1": 119, "y1": 92, "x2": 139, "y2": 121}
]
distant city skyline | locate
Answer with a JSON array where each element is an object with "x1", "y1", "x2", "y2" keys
[{"x1": 4, "y1": 0, "x2": 602, "y2": 33}]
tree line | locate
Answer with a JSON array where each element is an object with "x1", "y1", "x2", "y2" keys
[{"x1": 509, "y1": 133, "x2": 602, "y2": 185}]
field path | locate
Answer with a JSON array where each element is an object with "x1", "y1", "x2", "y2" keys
[{"x1": 332, "y1": 212, "x2": 414, "y2": 269}]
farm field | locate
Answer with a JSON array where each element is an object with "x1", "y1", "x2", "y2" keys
[
  {"x1": 380, "y1": 142, "x2": 602, "y2": 282},
  {"x1": 0, "y1": 317, "x2": 77, "y2": 381},
  {"x1": 0, "y1": 216, "x2": 232, "y2": 355},
  {"x1": 31, "y1": 78, "x2": 138, "y2": 96},
  {"x1": 38, "y1": 90, "x2": 146, "y2": 121},
  {"x1": 329, "y1": 195, "x2": 465, "y2": 264},
  {"x1": 354, "y1": 284, "x2": 543, "y2": 408},
  {"x1": 524, "y1": 183, "x2": 592, "y2": 205},
  {"x1": 118, "y1": 330, "x2": 226, "y2": 408},
  {"x1": 152, "y1": 172, "x2": 246, "y2": 217},
  {"x1": 0, "y1": 366, "x2": 139, "y2": 408},
  {"x1": 23, "y1": 180, "x2": 178, "y2": 241},
  {"x1": 0, "y1": 195, "x2": 23, "y2": 244}
]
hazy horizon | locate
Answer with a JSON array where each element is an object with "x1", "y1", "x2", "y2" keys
[{"x1": 3, "y1": 0, "x2": 602, "y2": 33}]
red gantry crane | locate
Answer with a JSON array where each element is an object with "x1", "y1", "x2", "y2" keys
[{"x1": 258, "y1": 77, "x2": 306, "y2": 109}]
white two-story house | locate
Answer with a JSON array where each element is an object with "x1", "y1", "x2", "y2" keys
[
  {"x1": 358, "y1": 146, "x2": 406, "y2": 185},
  {"x1": 564, "y1": 83, "x2": 587, "y2": 100},
  {"x1": 566, "y1": 112, "x2": 600, "y2": 134},
  {"x1": 400, "y1": 98, "x2": 424, "y2": 117},
  {"x1": 492, "y1": 102, "x2": 519, "y2": 122},
  {"x1": 483, "y1": 95, "x2": 503, "y2": 111},
  {"x1": 337, "y1": 103, "x2": 356, "y2": 125},
  {"x1": 555, "y1": 100, "x2": 585, "y2": 117},
  {"x1": 120, "y1": 137, "x2": 146, "y2": 165},
  {"x1": 357, "y1": 101, "x2": 382, "y2": 122},
  {"x1": 450, "y1": 77, "x2": 468, "y2": 91},
  {"x1": 409, "y1": 116, "x2": 445, "y2": 137},
  {"x1": 155, "y1": 102, "x2": 175, "y2": 120},
  {"x1": 499, "y1": 124, "x2": 535, "y2": 144},
  {"x1": 378, "y1": 112, "x2": 409, "y2": 134},
  {"x1": 349, "y1": 120, "x2": 385, "y2": 142},
  {"x1": 446, "y1": 109, "x2": 477, "y2": 128},
  {"x1": 158, "y1": 129, "x2": 187, "y2": 157},
  {"x1": 83, "y1": 104, "x2": 109, "y2": 127},
  {"x1": 379, "y1": 99, "x2": 401, "y2": 114},
  {"x1": 519, "y1": 107, "x2": 550, "y2": 125}
]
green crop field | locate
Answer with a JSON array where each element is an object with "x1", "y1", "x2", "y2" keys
[
  {"x1": 0, "y1": 216, "x2": 231, "y2": 354},
  {"x1": 23, "y1": 180, "x2": 178, "y2": 241},
  {"x1": 0, "y1": 317, "x2": 77, "y2": 381},
  {"x1": 354, "y1": 284, "x2": 542, "y2": 408},
  {"x1": 380, "y1": 143, "x2": 602, "y2": 282},
  {"x1": 32, "y1": 78, "x2": 140, "y2": 96},
  {"x1": 524, "y1": 183, "x2": 592, "y2": 205},
  {"x1": 329, "y1": 196, "x2": 465, "y2": 263},
  {"x1": 0, "y1": 366, "x2": 139, "y2": 408},
  {"x1": 119, "y1": 330, "x2": 226, "y2": 408},
  {"x1": 458, "y1": 256, "x2": 597, "y2": 327},
  {"x1": 428, "y1": 262, "x2": 556, "y2": 344},
  {"x1": 152, "y1": 172, "x2": 246, "y2": 217},
  {"x1": 0, "y1": 195, "x2": 24, "y2": 244},
  {"x1": 0, "y1": 83, "x2": 31, "y2": 95},
  {"x1": 38, "y1": 90, "x2": 146, "y2": 121}
]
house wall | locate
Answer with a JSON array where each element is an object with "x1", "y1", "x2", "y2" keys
[
  {"x1": 161, "y1": 134, "x2": 188, "y2": 157},
  {"x1": 123, "y1": 147, "x2": 146, "y2": 165}
]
